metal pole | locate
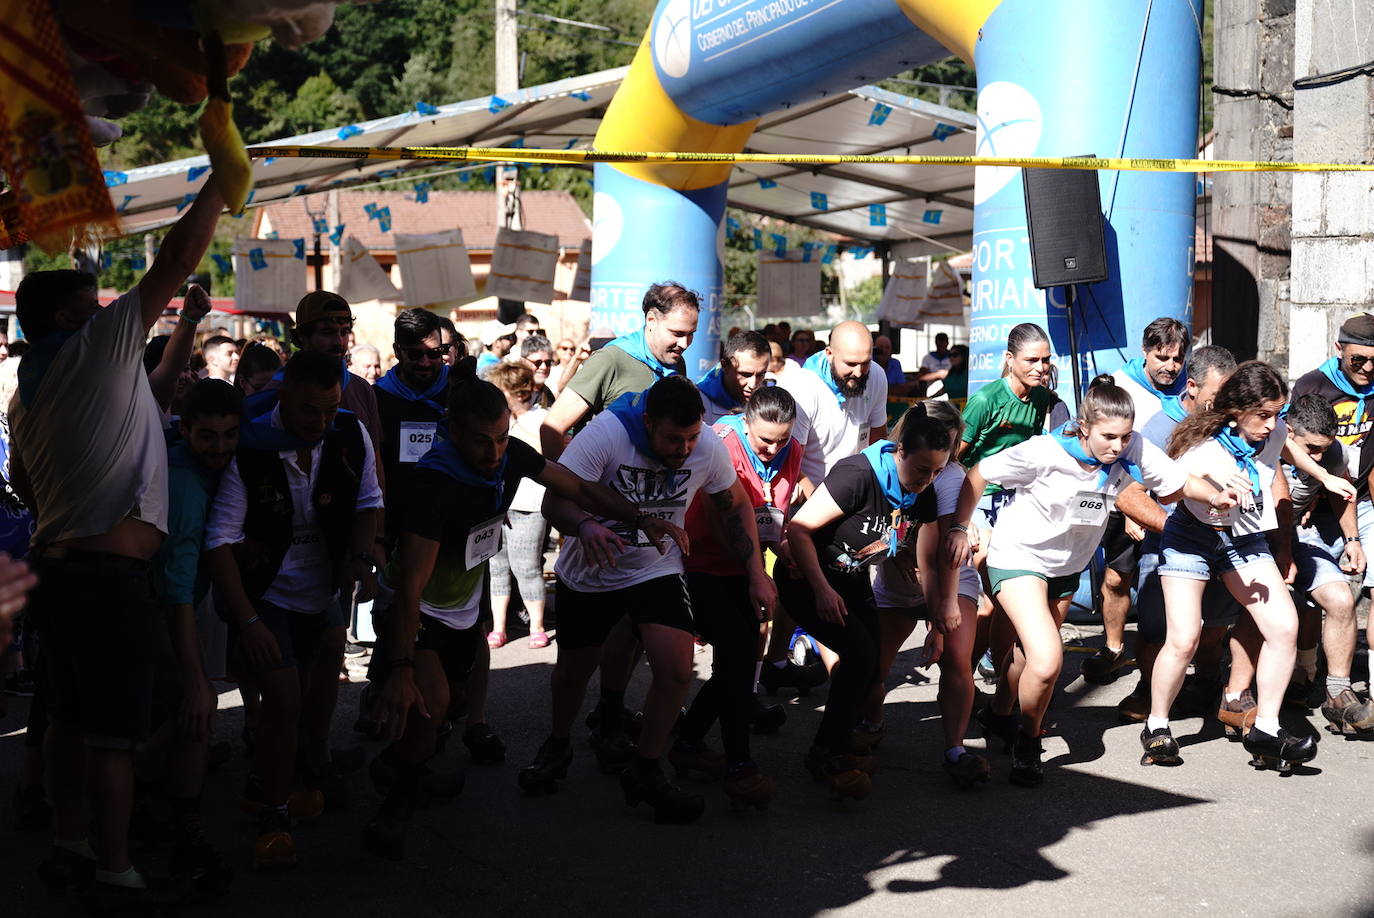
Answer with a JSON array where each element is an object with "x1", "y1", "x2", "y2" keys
[{"x1": 494, "y1": 0, "x2": 523, "y2": 323}]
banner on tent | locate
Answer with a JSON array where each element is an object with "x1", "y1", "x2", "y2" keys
[
  {"x1": 395, "y1": 229, "x2": 476, "y2": 311},
  {"x1": 757, "y1": 249, "x2": 821, "y2": 319},
  {"x1": 878, "y1": 258, "x2": 966, "y2": 327},
  {"x1": 486, "y1": 227, "x2": 559, "y2": 304},
  {"x1": 570, "y1": 239, "x2": 592, "y2": 302},
  {"x1": 337, "y1": 236, "x2": 400, "y2": 303},
  {"x1": 233, "y1": 237, "x2": 305, "y2": 315}
]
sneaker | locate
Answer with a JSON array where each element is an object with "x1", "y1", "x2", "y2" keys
[
  {"x1": 1080, "y1": 646, "x2": 1129, "y2": 684},
  {"x1": 517, "y1": 737, "x2": 573, "y2": 796},
  {"x1": 758, "y1": 660, "x2": 827, "y2": 696},
  {"x1": 619, "y1": 764, "x2": 705, "y2": 824},
  {"x1": 976, "y1": 650, "x2": 998, "y2": 685},
  {"x1": 252, "y1": 808, "x2": 297, "y2": 870},
  {"x1": 1009, "y1": 734, "x2": 1044, "y2": 788},
  {"x1": 1321, "y1": 688, "x2": 1374, "y2": 735},
  {"x1": 1116, "y1": 682, "x2": 1150, "y2": 722},
  {"x1": 463, "y1": 722, "x2": 507, "y2": 765},
  {"x1": 169, "y1": 818, "x2": 233, "y2": 900}
]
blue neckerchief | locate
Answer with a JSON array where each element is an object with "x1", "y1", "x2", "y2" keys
[
  {"x1": 803, "y1": 351, "x2": 846, "y2": 405},
  {"x1": 697, "y1": 365, "x2": 740, "y2": 411},
  {"x1": 606, "y1": 389, "x2": 658, "y2": 460},
  {"x1": 416, "y1": 437, "x2": 506, "y2": 510},
  {"x1": 17, "y1": 330, "x2": 76, "y2": 409},
  {"x1": 1121, "y1": 357, "x2": 1188, "y2": 423},
  {"x1": 245, "y1": 357, "x2": 353, "y2": 420},
  {"x1": 1318, "y1": 355, "x2": 1373, "y2": 427},
  {"x1": 606, "y1": 330, "x2": 676, "y2": 379},
  {"x1": 1052, "y1": 422, "x2": 1144, "y2": 489},
  {"x1": 718, "y1": 414, "x2": 791, "y2": 490},
  {"x1": 375, "y1": 364, "x2": 449, "y2": 413},
  {"x1": 861, "y1": 440, "x2": 918, "y2": 555},
  {"x1": 1214, "y1": 425, "x2": 1264, "y2": 496}
]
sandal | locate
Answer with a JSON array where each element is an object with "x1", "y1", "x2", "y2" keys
[
  {"x1": 487, "y1": 631, "x2": 508, "y2": 649},
  {"x1": 528, "y1": 631, "x2": 550, "y2": 649}
]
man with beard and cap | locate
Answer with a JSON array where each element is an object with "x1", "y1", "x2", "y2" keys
[{"x1": 1287, "y1": 311, "x2": 1374, "y2": 727}]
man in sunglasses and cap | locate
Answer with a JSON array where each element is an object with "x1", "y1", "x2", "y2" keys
[{"x1": 1289, "y1": 312, "x2": 1374, "y2": 730}]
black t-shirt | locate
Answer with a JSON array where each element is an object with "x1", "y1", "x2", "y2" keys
[
  {"x1": 812, "y1": 454, "x2": 938, "y2": 574},
  {"x1": 1291, "y1": 367, "x2": 1373, "y2": 499},
  {"x1": 374, "y1": 384, "x2": 446, "y2": 541},
  {"x1": 387, "y1": 439, "x2": 545, "y2": 609}
]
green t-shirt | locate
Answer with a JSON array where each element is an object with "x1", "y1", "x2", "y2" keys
[
  {"x1": 568, "y1": 346, "x2": 660, "y2": 415},
  {"x1": 961, "y1": 378, "x2": 1055, "y2": 494}
]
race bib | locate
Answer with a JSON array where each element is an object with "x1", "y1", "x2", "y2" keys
[
  {"x1": 755, "y1": 506, "x2": 785, "y2": 544},
  {"x1": 464, "y1": 514, "x2": 504, "y2": 570},
  {"x1": 399, "y1": 421, "x2": 438, "y2": 463},
  {"x1": 1068, "y1": 491, "x2": 1111, "y2": 527}
]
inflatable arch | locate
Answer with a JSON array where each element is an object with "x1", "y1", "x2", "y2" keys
[{"x1": 590, "y1": 0, "x2": 1203, "y2": 397}]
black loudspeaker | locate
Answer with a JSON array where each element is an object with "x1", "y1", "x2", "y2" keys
[{"x1": 1021, "y1": 165, "x2": 1108, "y2": 289}]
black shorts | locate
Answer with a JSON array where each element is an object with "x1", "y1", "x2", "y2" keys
[
  {"x1": 555, "y1": 574, "x2": 695, "y2": 649},
  {"x1": 229, "y1": 600, "x2": 331, "y2": 673},
  {"x1": 416, "y1": 614, "x2": 483, "y2": 677},
  {"x1": 1103, "y1": 511, "x2": 1143, "y2": 575},
  {"x1": 27, "y1": 555, "x2": 160, "y2": 751}
]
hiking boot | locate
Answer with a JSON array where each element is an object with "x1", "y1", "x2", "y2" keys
[
  {"x1": 1321, "y1": 688, "x2": 1374, "y2": 736},
  {"x1": 1080, "y1": 646, "x2": 1129, "y2": 684},
  {"x1": 1009, "y1": 733, "x2": 1044, "y2": 788},
  {"x1": 1217, "y1": 689, "x2": 1257, "y2": 740},
  {"x1": 1116, "y1": 682, "x2": 1150, "y2": 722}
]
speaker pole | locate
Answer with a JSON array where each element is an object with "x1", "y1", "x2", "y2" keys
[{"x1": 1062, "y1": 283, "x2": 1084, "y2": 409}]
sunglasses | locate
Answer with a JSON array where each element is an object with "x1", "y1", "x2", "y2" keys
[
  {"x1": 1348, "y1": 354, "x2": 1374, "y2": 369},
  {"x1": 529, "y1": 358, "x2": 553, "y2": 367},
  {"x1": 398, "y1": 343, "x2": 453, "y2": 361},
  {"x1": 557, "y1": 345, "x2": 574, "y2": 352}
]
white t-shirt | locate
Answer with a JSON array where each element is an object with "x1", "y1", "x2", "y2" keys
[
  {"x1": 1175, "y1": 420, "x2": 1286, "y2": 535},
  {"x1": 206, "y1": 407, "x2": 385, "y2": 613},
  {"x1": 1112, "y1": 368, "x2": 1179, "y2": 451},
  {"x1": 11, "y1": 289, "x2": 168, "y2": 544},
  {"x1": 872, "y1": 462, "x2": 981, "y2": 607},
  {"x1": 779, "y1": 364, "x2": 889, "y2": 484},
  {"x1": 921, "y1": 351, "x2": 952, "y2": 373},
  {"x1": 554, "y1": 409, "x2": 737, "y2": 592},
  {"x1": 983, "y1": 433, "x2": 1188, "y2": 576},
  {"x1": 508, "y1": 407, "x2": 548, "y2": 514},
  {"x1": 1286, "y1": 441, "x2": 1346, "y2": 519}
]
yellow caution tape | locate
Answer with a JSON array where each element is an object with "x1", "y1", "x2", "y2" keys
[{"x1": 249, "y1": 144, "x2": 1374, "y2": 173}]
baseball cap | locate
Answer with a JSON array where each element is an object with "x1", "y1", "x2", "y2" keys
[
  {"x1": 1338, "y1": 313, "x2": 1374, "y2": 347},
  {"x1": 478, "y1": 320, "x2": 517, "y2": 346},
  {"x1": 295, "y1": 291, "x2": 353, "y2": 327}
]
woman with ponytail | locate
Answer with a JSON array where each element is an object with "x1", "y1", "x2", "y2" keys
[
  {"x1": 1152, "y1": 361, "x2": 1318, "y2": 772},
  {"x1": 781, "y1": 403, "x2": 950, "y2": 800},
  {"x1": 954, "y1": 376, "x2": 1231, "y2": 787},
  {"x1": 863, "y1": 400, "x2": 991, "y2": 787}
]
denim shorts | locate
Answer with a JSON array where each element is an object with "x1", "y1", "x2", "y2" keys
[
  {"x1": 1159, "y1": 510, "x2": 1272, "y2": 581},
  {"x1": 1295, "y1": 512, "x2": 1350, "y2": 594}
]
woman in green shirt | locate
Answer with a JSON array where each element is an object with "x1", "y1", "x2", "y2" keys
[{"x1": 946, "y1": 323, "x2": 1057, "y2": 749}]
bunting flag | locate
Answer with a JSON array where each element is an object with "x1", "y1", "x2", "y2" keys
[
  {"x1": 328, "y1": 224, "x2": 345, "y2": 246},
  {"x1": 376, "y1": 207, "x2": 392, "y2": 232},
  {"x1": 869, "y1": 204, "x2": 887, "y2": 226},
  {"x1": 757, "y1": 248, "x2": 821, "y2": 318},
  {"x1": 488, "y1": 227, "x2": 559, "y2": 303},
  {"x1": 821, "y1": 244, "x2": 838, "y2": 264},
  {"x1": 395, "y1": 229, "x2": 477, "y2": 309},
  {"x1": 104, "y1": 170, "x2": 128, "y2": 187},
  {"x1": 211, "y1": 253, "x2": 232, "y2": 273},
  {"x1": 338, "y1": 124, "x2": 363, "y2": 140},
  {"x1": 0, "y1": 0, "x2": 117, "y2": 251},
  {"x1": 868, "y1": 102, "x2": 893, "y2": 126},
  {"x1": 130, "y1": 255, "x2": 146, "y2": 271},
  {"x1": 415, "y1": 101, "x2": 440, "y2": 116},
  {"x1": 292, "y1": 238, "x2": 305, "y2": 259},
  {"x1": 752, "y1": 228, "x2": 763, "y2": 250},
  {"x1": 488, "y1": 96, "x2": 510, "y2": 114},
  {"x1": 413, "y1": 182, "x2": 431, "y2": 203},
  {"x1": 922, "y1": 209, "x2": 943, "y2": 225},
  {"x1": 569, "y1": 90, "x2": 592, "y2": 101},
  {"x1": 770, "y1": 233, "x2": 787, "y2": 257},
  {"x1": 725, "y1": 216, "x2": 741, "y2": 234},
  {"x1": 337, "y1": 236, "x2": 401, "y2": 303},
  {"x1": 364, "y1": 202, "x2": 379, "y2": 219},
  {"x1": 810, "y1": 192, "x2": 828, "y2": 211},
  {"x1": 312, "y1": 217, "x2": 329, "y2": 234},
  {"x1": 932, "y1": 122, "x2": 959, "y2": 141},
  {"x1": 187, "y1": 165, "x2": 210, "y2": 182},
  {"x1": 234, "y1": 237, "x2": 305, "y2": 314}
]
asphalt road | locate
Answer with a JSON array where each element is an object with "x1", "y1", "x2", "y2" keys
[{"x1": 3, "y1": 624, "x2": 1374, "y2": 918}]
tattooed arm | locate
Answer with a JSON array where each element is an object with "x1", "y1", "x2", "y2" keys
[{"x1": 708, "y1": 479, "x2": 778, "y2": 622}]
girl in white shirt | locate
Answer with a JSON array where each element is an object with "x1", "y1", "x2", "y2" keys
[
  {"x1": 954, "y1": 376, "x2": 1232, "y2": 787},
  {"x1": 1153, "y1": 361, "x2": 1318, "y2": 772}
]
